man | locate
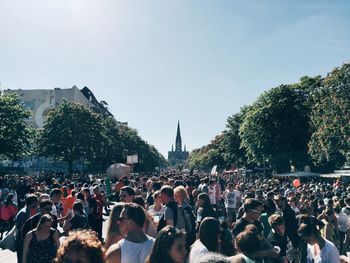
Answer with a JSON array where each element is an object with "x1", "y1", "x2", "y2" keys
[
  {"x1": 82, "y1": 187, "x2": 98, "y2": 236},
  {"x1": 119, "y1": 186, "x2": 135, "y2": 203},
  {"x1": 50, "y1": 188, "x2": 63, "y2": 218},
  {"x1": 92, "y1": 186, "x2": 104, "y2": 240},
  {"x1": 15, "y1": 194, "x2": 39, "y2": 263},
  {"x1": 223, "y1": 183, "x2": 236, "y2": 224},
  {"x1": 106, "y1": 203, "x2": 154, "y2": 263},
  {"x1": 268, "y1": 214, "x2": 288, "y2": 263},
  {"x1": 274, "y1": 195, "x2": 300, "y2": 249}
]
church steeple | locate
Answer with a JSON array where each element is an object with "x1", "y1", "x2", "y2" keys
[{"x1": 175, "y1": 120, "x2": 182, "y2": 152}]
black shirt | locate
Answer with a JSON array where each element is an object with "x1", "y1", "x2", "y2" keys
[{"x1": 232, "y1": 217, "x2": 263, "y2": 237}]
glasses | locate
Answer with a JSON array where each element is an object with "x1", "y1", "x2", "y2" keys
[{"x1": 249, "y1": 208, "x2": 261, "y2": 214}]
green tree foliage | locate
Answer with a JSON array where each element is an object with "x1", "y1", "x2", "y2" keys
[
  {"x1": 0, "y1": 93, "x2": 32, "y2": 160},
  {"x1": 309, "y1": 63, "x2": 350, "y2": 170},
  {"x1": 37, "y1": 100, "x2": 107, "y2": 175},
  {"x1": 239, "y1": 84, "x2": 311, "y2": 173}
]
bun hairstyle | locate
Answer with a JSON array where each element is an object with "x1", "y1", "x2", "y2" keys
[{"x1": 298, "y1": 215, "x2": 325, "y2": 237}]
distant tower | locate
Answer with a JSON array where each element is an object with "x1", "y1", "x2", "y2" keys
[
  {"x1": 168, "y1": 121, "x2": 189, "y2": 161},
  {"x1": 175, "y1": 121, "x2": 182, "y2": 152}
]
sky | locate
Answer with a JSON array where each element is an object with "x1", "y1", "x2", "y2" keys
[{"x1": 1, "y1": 1, "x2": 350, "y2": 158}]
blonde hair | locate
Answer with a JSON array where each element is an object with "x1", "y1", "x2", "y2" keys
[{"x1": 174, "y1": 185, "x2": 189, "y2": 202}]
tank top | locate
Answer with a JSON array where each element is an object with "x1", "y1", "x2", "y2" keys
[
  {"x1": 27, "y1": 229, "x2": 57, "y2": 263},
  {"x1": 117, "y1": 236, "x2": 154, "y2": 263}
]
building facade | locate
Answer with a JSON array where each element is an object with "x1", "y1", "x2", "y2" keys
[
  {"x1": 4, "y1": 86, "x2": 113, "y2": 128},
  {"x1": 168, "y1": 121, "x2": 189, "y2": 161}
]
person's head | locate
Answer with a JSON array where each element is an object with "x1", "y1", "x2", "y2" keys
[
  {"x1": 268, "y1": 214, "x2": 285, "y2": 236},
  {"x1": 146, "y1": 226, "x2": 187, "y2": 263},
  {"x1": 153, "y1": 190, "x2": 162, "y2": 205},
  {"x1": 197, "y1": 193, "x2": 211, "y2": 208},
  {"x1": 298, "y1": 215, "x2": 325, "y2": 245},
  {"x1": 5, "y1": 193, "x2": 14, "y2": 204},
  {"x1": 106, "y1": 203, "x2": 124, "y2": 239},
  {"x1": 174, "y1": 186, "x2": 189, "y2": 204},
  {"x1": 40, "y1": 199, "x2": 53, "y2": 214},
  {"x1": 133, "y1": 196, "x2": 146, "y2": 208},
  {"x1": 323, "y1": 207, "x2": 335, "y2": 222},
  {"x1": 119, "y1": 186, "x2": 135, "y2": 203},
  {"x1": 72, "y1": 200, "x2": 84, "y2": 215},
  {"x1": 198, "y1": 217, "x2": 221, "y2": 252},
  {"x1": 235, "y1": 227, "x2": 261, "y2": 259},
  {"x1": 160, "y1": 185, "x2": 174, "y2": 204},
  {"x1": 93, "y1": 186, "x2": 100, "y2": 195},
  {"x1": 37, "y1": 214, "x2": 53, "y2": 231},
  {"x1": 50, "y1": 188, "x2": 63, "y2": 203},
  {"x1": 26, "y1": 194, "x2": 39, "y2": 209},
  {"x1": 55, "y1": 230, "x2": 105, "y2": 263},
  {"x1": 82, "y1": 188, "x2": 91, "y2": 198},
  {"x1": 243, "y1": 198, "x2": 263, "y2": 221},
  {"x1": 227, "y1": 183, "x2": 234, "y2": 191},
  {"x1": 274, "y1": 195, "x2": 286, "y2": 210},
  {"x1": 119, "y1": 203, "x2": 146, "y2": 235}
]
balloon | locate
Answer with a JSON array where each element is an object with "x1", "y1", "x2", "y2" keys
[
  {"x1": 106, "y1": 163, "x2": 131, "y2": 179},
  {"x1": 293, "y1": 179, "x2": 301, "y2": 188}
]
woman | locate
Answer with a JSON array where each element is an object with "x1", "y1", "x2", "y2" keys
[
  {"x1": 0, "y1": 193, "x2": 18, "y2": 239},
  {"x1": 63, "y1": 200, "x2": 88, "y2": 233},
  {"x1": 55, "y1": 229, "x2": 106, "y2": 263},
  {"x1": 145, "y1": 226, "x2": 187, "y2": 263},
  {"x1": 104, "y1": 202, "x2": 124, "y2": 249},
  {"x1": 196, "y1": 193, "x2": 217, "y2": 226},
  {"x1": 319, "y1": 207, "x2": 340, "y2": 249},
  {"x1": 148, "y1": 190, "x2": 165, "y2": 224},
  {"x1": 22, "y1": 214, "x2": 60, "y2": 263},
  {"x1": 189, "y1": 217, "x2": 221, "y2": 263},
  {"x1": 174, "y1": 185, "x2": 197, "y2": 248},
  {"x1": 298, "y1": 215, "x2": 340, "y2": 263}
]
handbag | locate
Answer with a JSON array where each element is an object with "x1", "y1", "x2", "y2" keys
[{"x1": 0, "y1": 225, "x2": 16, "y2": 252}]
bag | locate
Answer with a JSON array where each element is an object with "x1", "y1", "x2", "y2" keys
[{"x1": 0, "y1": 225, "x2": 16, "y2": 252}]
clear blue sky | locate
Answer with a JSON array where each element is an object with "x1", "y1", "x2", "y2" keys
[{"x1": 1, "y1": 1, "x2": 350, "y2": 157}]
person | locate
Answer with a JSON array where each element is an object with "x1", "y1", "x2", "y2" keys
[
  {"x1": 196, "y1": 193, "x2": 217, "y2": 226},
  {"x1": 55, "y1": 229, "x2": 106, "y2": 263},
  {"x1": 223, "y1": 183, "x2": 237, "y2": 224},
  {"x1": 148, "y1": 190, "x2": 165, "y2": 224},
  {"x1": 157, "y1": 185, "x2": 181, "y2": 231},
  {"x1": 145, "y1": 226, "x2": 187, "y2": 263},
  {"x1": 189, "y1": 217, "x2": 221, "y2": 263},
  {"x1": 267, "y1": 214, "x2": 288, "y2": 263},
  {"x1": 15, "y1": 194, "x2": 39, "y2": 263},
  {"x1": 92, "y1": 186, "x2": 105, "y2": 240},
  {"x1": 0, "y1": 193, "x2": 18, "y2": 239},
  {"x1": 21, "y1": 199, "x2": 58, "y2": 240},
  {"x1": 319, "y1": 207, "x2": 340, "y2": 249},
  {"x1": 298, "y1": 215, "x2": 340, "y2": 263},
  {"x1": 106, "y1": 203, "x2": 154, "y2": 263},
  {"x1": 22, "y1": 214, "x2": 60, "y2": 263},
  {"x1": 119, "y1": 186, "x2": 135, "y2": 203},
  {"x1": 133, "y1": 196, "x2": 157, "y2": 238},
  {"x1": 105, "y1": 202, "x2": 124, "y2": 249},
  {"x1": 63, "y1": 200, "x2": 88, "y2": 233},
  {"x1": 174, "y1": 185, "x2": 197, "y2": 248}
]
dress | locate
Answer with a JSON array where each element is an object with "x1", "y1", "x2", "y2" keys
[{"x1": 27, "y1": 229, "x2": 57, "y2": 263}]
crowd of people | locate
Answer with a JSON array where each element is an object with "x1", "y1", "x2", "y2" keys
[{"x1": 1, "y1": 171, "x2": 350, "y2": 263}]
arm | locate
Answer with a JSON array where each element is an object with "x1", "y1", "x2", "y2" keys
[
  {"x1": 106, "y1": 244, "x2": 121, "y2": 263},
  {"x1": 53, "y1": 230, "x2": 60, "y2": 248},
  {"x1": 22, "y1": 232, "x2": 33, "y2": 263},
  {"x1": 63, "y1": 219, "x2": 72, "y2": 233}
]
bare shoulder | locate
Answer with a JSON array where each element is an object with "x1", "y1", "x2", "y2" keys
[
  {"x1": 228, "y1": 254, "x2": 246, "y2": 263},
  {"x1": 106, "y1": 243, "x2": 121, "y2": 263}
]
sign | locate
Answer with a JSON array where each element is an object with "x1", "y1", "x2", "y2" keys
[
  {"x1": 210, "y1": 165, "x2": 218, "y2": 176},
  {"x1": 127, "y1": 154, "x2": 138, "y2": 164}
]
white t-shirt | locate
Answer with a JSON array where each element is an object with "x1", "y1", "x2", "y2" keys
[
  {"x1": 208, "y1": 186, "x2": 216, "y2": 205},
  {"x1": 307, "y1": 239, "x2": 340, "y2": 263},
  {"x1": 117, "y1": 236, "x2": 155, "y2": 263},
  {"x1": 233, "y1": 189, "x2": 242, "y2": 209},
  {"x1": 189, "y1": 240, "x2": 209, "y2": 263},
  {"x1": 224, "y1": 190, "x2": 236, "y2": 208}
]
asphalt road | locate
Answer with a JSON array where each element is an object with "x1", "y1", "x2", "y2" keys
[{"x1": 0, "y1": 211, "x2": 111, "y2": 263}]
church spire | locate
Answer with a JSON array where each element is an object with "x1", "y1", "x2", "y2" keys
[{"x1": 175, "y1": 120, "x2": 182, "y2": 152}]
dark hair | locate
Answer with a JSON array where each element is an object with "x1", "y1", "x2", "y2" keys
[
  {"x1": 37, "y1": 214, "x2": 53, "y2": 230},
  {"x1": 160, "y1": 185, "x2": 174, "y2": 198},
  {"x1": 198, "y1": 217, "x2": 220, "y2": 252},
  {"x1": 50, "y1": 188, "x2": 62, "y2": 198},
  {"x1": 243, "y1": 198, "x2": 262, "y2": 212},
  {"x1": 134, "y1": 196, "x2": 145, "y2": 208},
  {"x1": 26, "y1": 194, "x2": 39, "y2": 207},
  {"x1": 236, "y1": 226, "x2": 261, "y2": 255},
  {"x1": 124, "y1": 203, "x2": 146, "y2": 227},
  {"x1": 198, "y1": 193, "x2": 212, "y2": 208},
  {"x1": 146, "y1": 226, "x2": 186, "y2": 263},
  {"x1": 73, "y1": 200, "x2": 84, "y2": 212},
  {"x1": 40, "y1": 199, "x2": 53, "y2": 209},
  {"x1": 298, "y1": 215, "x2": 325, "y2": 237},
  {"x1": 120, "y1": 186, "x2": 135, "y2": 196}
]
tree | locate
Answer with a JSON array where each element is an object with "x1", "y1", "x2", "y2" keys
[
  {"x1": 0, "y1": 93, "x2": 32, "y2": 160},
  {"x1": 239, "y1": 85, "x2": 311, "y2": 173},
  {"x1": 309, "y1": 63, "x2": 350, "y2": 170},
  {"x1": 37, "y1": 100, "x2": 106, "y2": 175}
]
